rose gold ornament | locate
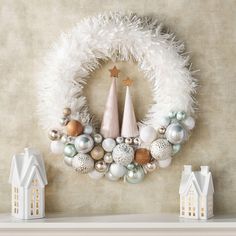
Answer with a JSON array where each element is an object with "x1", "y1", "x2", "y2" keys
[
  {"x1": 67, "y1": 120, "x2": 83, "y2": 136},
  {"x1": 134, "y1": 148, "x2": 151, "y2": 165}
]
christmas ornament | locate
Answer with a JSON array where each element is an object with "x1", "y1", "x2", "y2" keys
[
  {"x1": 64, "y1": 143, "x2": 77, "y2": 157},
  {"x1": 50, "y1": 141, "x2": 64, "y2": 154},
  {"x1": 94, "y1": 133, "x2": 103, "y2": 144},
  {"x1": 172, "y1": 144, "x2": 181, "y2": 155},
  {"x1": 165, "y1": 123, "x2": 187, "y2": 144},
  {"x1": 64, "y1": 155, "x2": 73, "y2": 166},
  {"x1": 63, "y1": 107, "x2": 71, "y2": 116},
  {"x1": 61, "y1": 134, "x2": 69, "y2": 144},
  {"x1": 116, "y1": 137, "x2": 124, "y2": 144},
  {"x1": 110, "y1": 163, "x2": 127, "y2": 178},
  {"x1": 134, "y1": 148, "x2": 151, "y2": 165},
  {"x1": 176, "y1": 111, "x2": 186, "y2": 121},
  {"x1": 83, "y1": 125, "x2": 93, "y2": 135},
  {"x1": 112, "y1": 143, "x2": 134, "y2": 166},
  {"x1": 140, "y1": 126, "x2": 157, "y2": 143},
  {"x1": 124, "y1": 165, "x2": 145, "y2": 184},
  {"x1": 72, "y1": 153, "x2": 94, "y2": 173},
  {"x1": 91, "y1": 145, "x2": 104, "y2": 160},
  {"x1": 102, "y1": 138, "x2": 116, "y2": 152},
  {"x1": 105, "y1": 172, "x2": 119, "y2": 181},
  {"x1": 143, "y1": 161, "x2": 157, "y2": 173},
  {"x1": 150, "y1": 139, "x2": 172, "y2": 160},
  {"x1": 104, "y1": 153, "x2": 113, "y2": 163},
  {"x1": 158, "y1": 127, "x2": 166, "y2": 135},
  {"x1": 159, "y1": 117, "x2": 171, "y2": 128},
  {"x1": 67, "y1": 120, "x2": 83, "y2": 137},
  {"x1": 100, "y1": 66, "x2": 120, "y2": 138},
  {"x1": 74, "y1": 134, "x2": 94, "y2": 153},
  {"x1": 48, "y1": 129, "x2": 61, "y2": 141},
  {"x1": 88, "y1": 169, "x2": 104, "y2": 180},
  {"x1": 59, "y1": 117, "x2": 69, "y2": 126},
  {"x1": 183, "y1": 116, "x2": 195, "y2": 130},
  {"x1": 158, "y1": 158, "x2": 172, "y2": 168},
  {"x1": 168, "y1": 111, "x2": 176, "y2": 119},
  {"x1": 95, "y1": 160, "x2": 108, "y2": 173},
  {"x1": 125, "y1": 138, "x2": 133, "y2": 145},
  {"x1": 133, "y1": 137, "x2": 141, "y2": 146}
]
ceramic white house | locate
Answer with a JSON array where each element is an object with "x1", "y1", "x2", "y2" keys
[
  {"x1": 179, "y1": 165, "x2": 214, "y2": 220},
  {"x1": 9, "y1": 148, "x2": 47, "y2": 219}
]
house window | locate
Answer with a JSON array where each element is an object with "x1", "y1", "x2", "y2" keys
[
  {"x1": 30, "y1": 179, "x2": 40, "y2": 216},
  {"x1": 13, "y1": 187, "x2": 19, "y2": 214},
  {"x1": 187, "y1": 185, "x2": 196, "y2": 217}
]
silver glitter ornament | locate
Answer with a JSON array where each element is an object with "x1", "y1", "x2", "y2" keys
[
  {"x1": 125, "y1": 138, "x2": 133, "y2": 145},
  {"x1": 124, "y1": 165, "x2": 145, "y2": 184},
  {"x1": 72, "y1": 153, "x2": 94, "y2": 173},
  {"x1": 102, "y1": 138, "x2": 116, "y2": 152},
  {"x1": 74, "y1": 134, "x2": 94, "y2": 153},
  {"x1": 165, "y1": 123, "x2": 187, "y2": 144},
  {"x1": 64, "y1": 156, "x2": 73, "y2": 167},
  {"x1": 94, "y1": 133, "x2": 103, "y2": 144},
  {"x1": 64, "y1": 143, "x2": 77, "y2": 157},
  {"x1": 104, "y1": 153, "x2": 113, "y2": 164},
  {"x1": 150, "y1": 139, "x2": 172, "y2": 160},
  {"x1": 59, "y1": 117, "x2": 69, "y2": 126},
  {"x1": 112, "y1": 143, "x2": 134, "y2": 166},
  {"x1": 48, "y1": 129, "x2": 61, "y2": 141},
  {"x1": 143, "y1": 161, "x2": 157, "y2": 173},
  {"x1": 84, "y1": 125, "x2": 93, "y2": 135},
  {"x1": 133, "y1": 137, "x2": 141, "y2": 146},
  {"x1": 116, "y1": 137, "x2": 124, "y2": 144},
  {"x1": 95, "y1": 160, "x2": 108, "y2": 173}
]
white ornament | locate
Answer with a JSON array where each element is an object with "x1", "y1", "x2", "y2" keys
[
  {"x1": 83, "y1": 125, "x2": 93, "y2": 134},
  {"x1": 165, "y1": 123, "x2": 187, "y2": 144},
  {"x1": 50, "y1": 140, "x2": 64, "y2": 154},
  {"x1": 150, "y1": 139, "x2": 172, "y2": 160},
  {"x1": 102, "y1": 138, "x2": 116, "y2": 152},
  {"x1": 159, "y1": 117, "x2": 171, "y2": 128},
  {"x1": 112, "y1": 143, "x2": 134, "y2": 166},
  {"x1": 72, "y1": 153, "x2": 94, "y2": 173},
  {"x1": 139, "y1": 126, "x2": 157, "y2": 143},
  {"x1": 116, "y1": 137, "x2": 124, "y2": 144},
  {"x1": 88, "y1": 169, "x2": 104, "y2": 180},
  {"x1": 64, "y1": 156, "x2": 73, "y2": 167},
  {"x1": 110, "y1": 163, "x2": 127, "y2": 178},
  {"x1": 104, "y1": 153, "x2": 113, "y2": 163},
  {"x1": 183, "y1": 116, "x2": 195, "y2": 130},
  {"x1": 105, "y1": 172, "x2": 120, "y2": 181},
  {"x1": 94, "y1": 133, "x2": 103, "y2": 144},
  {"x1": 158, "y1": 158, "x2": 172, "y2": 168}
]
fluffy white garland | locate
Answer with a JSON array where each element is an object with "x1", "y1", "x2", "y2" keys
[{"x1": 37, "y1": 12, "x2": 197, "y2": 131}]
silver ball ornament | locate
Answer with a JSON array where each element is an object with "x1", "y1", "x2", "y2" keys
[
  {"x1": 104, "y1": 153, "x2": 113, "y2": 163},
  {"x1": 158, "y1": 127, "x2": 166, "y2": 134},
  {"x1": 176, "y1": 111, "x2": 186, "y2": 121},
  {"x1": 48, "y1": 129, "x2": 61, "y2": 141},
  {"x1": 105, "y1": 172, "x2": 120, "y2": 181},
  {"x1": 110, "y1": 163, "x2": 127, "y2": 178},
  {"x1": 64, "y1": 143, "x2": 77, "y2": 157},
  {"x1": 72, "y1": 153, "x2": 94, "y2": 173},
  {"x1": 61, "y1": 134, "x2": 69, "y2": 144},
  {"x1": 94, "y1": 133, "x2": 103, "y2": 144},
  {"x1": 125, "y1": 138, "x2": 133, "y2": 145},
  {"x1": 95, "y1": 160, "x2": 108, "y2": 173},
  {"x1": 124, "y1": 165, "x2": 145, "y2": 184},
  {"x1": 112, "y1": 143, "x2": 134, "y2": 166},
  {"x1": 83, "y1": 125, "x2": 93, "y2": 135},
  {"x1": 116, "y1": 137, "x2": 124, "y2": 144},
  {"x1": 172, "y1": 144, "x2": 181, "y2": 155},
  {"x1": 59, "y1": 117, "x2": 69, "y2": 126},
  {"x1": 64, "y1": 156, "x2": 73, "y2": 167},
  {"x1": 168, "y1": 111, "x2": 176, "y2": 119},
  {"x1": 133, "y1": 137, "x2": 141, "y2": 146},
  {"x1": 143, "y1": 161, "x2": 157, "y2": 173},
  {"x1": 74, "y1": 134, "x2": 94, "y2": 153},
  {"x1": 150, "y1": 139, "x2": 172, "y2": 160},
  {"x1": 102, "y1": 138, "x2": 116, "y2": 152},
  {"x1": 127, "y1": 163, "x2": 135, "y2": 170},
  {"x1": 140, "y1": 126, "x2": 157, "y2": 143},
  {"x1": 183, "y1": 116, "x2": 195, "y2": 130},
  {"x1": 165, "y1": 123, "x2": 187, "y2": 144},
  {"x1": 158, "y1": 158, "x2": 172, "y2": 168}
]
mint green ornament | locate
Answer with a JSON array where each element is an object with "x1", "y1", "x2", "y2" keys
[
  {"x1": 168, "y1": 111, "x2": 176, "y2": 119},
  {"x1": 176, "y1": 111, "x2": 186, "y2": 121},
  {"x1": 124, "y1": 165, "x2": 145, "y2": 184},
  {"x1": 64, "y1": 143, "x2": 77, "y2": 157},
  {"x1": 172, "y1": 144, "x2": 181, "y2": 155}
]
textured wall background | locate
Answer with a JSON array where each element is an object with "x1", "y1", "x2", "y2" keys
[{"x1": 0, "y1": 0, "x2": 236, "y2": 215}]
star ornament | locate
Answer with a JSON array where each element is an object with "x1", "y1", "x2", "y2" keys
[
  {"x1": 109, "y1": 66, "x2": 120, "y2": 78},
  {"x1": 123, "y1": 77, "x2": 133, "y2": 87}
]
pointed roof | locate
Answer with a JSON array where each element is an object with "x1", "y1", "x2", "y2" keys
[{"x1": 9, "y1": 148, "x2": 47, "y2": 187}]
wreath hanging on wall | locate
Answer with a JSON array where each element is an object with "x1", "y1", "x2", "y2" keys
[{"x1": 37, "y1": 12, "x2": 197, "y2": 184}]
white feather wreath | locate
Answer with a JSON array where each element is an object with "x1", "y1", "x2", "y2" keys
[{"x1": 37, "y1": 12, "x2": 197, "y2": 131}]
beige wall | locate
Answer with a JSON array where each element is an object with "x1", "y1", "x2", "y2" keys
[{"x1": 0, "y1": 0, "x2": 236, "y2": 215}]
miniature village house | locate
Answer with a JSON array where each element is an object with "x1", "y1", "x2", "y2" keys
[
  {"x1": 179, "y1": 165, "x2": 214, "y2": 220},
  {"x1": 9, "y1": 148, "x2": 47, "y2": 219}
]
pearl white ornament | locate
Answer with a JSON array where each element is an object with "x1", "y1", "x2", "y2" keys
[
  {"x1": 159, "y1": 117, "x2": 170, "y2": 127},
  {"x1": 88, "y1": 169, "x2": 104, "y2": 180},
  {"x1": 124, "y1": 165, "x2": 145, "y2": 184},
  {"x1": 64, "y1": 156, "x2": 73, "y2": 166},
  {"x1": 83, "y1": 125, "x2": 93, "y2": 134},
  {"x1": 165, "y1": 123, "x2": 187, "y2": 144},
  {"x1": 133, "y1": 137, "x2": 141, "y2": 146},
  {"x1": 183, "y1": 116, "x2": 195, "y2": 130},
  {"x1": 150, "y1": 139, "x2": 172, "y2": 160},
  {"x1": 112, "y1": 143, "x2": 134, "y2": 166},
  {"x1": 102, "y1": 138, "x2": 116, "y2": 152},
  {"x1": 125, "y1": 138, "x2": 132, "y2": 145},
  {"x1": 116, "y1": 137, "x2": 124, "y2": 144},
  {"x1": 50, "y1": 140, "x2": 64, "y2": 154},
  {"x1": 105, "y1": 172, "x2": 120, "y2": 181},
  {"x1": 94, "y1": 133, "x2": 103, "y2": 144},
  {"x1": 110, "y1": 163, "x2": 127, "y2": 178},
  {"x1": 95, "y1": 160, "x2": 108, "y2": 173},
  {"x1": 158, "y1": 158, "x2": 172, "y2": 168},
  {"x1": 74, "y1": 134, "x2": 94, "y2": 153},
  {"x1": 176, "y1": 111, "x2": 186, "y2": 121},
  {"x1": 104, "y1": 153, "x2": 113, "y2": 163},
  {"x1": 72, "y1": 153, "x2": 94, "y2": 173},
  {"x1": 140, "y1": 126, "x2": 157, "y2": 143},
  {"x1": 168, "y1": 111, "x2": 176, "y2": 119}
]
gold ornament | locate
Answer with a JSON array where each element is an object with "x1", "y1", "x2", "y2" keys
[
  {"x1": 63, "y1": 107, "x2": 71, "y2": 116},
  {"x1": 67, "y1": 120, "x2": 83, "y2": 136},
  {"x1": 91, "y1": 145, "x2": 104, "y2": 160},
  {"x1": 134, "y1": 148, "x2": 151, "y2": 165}
]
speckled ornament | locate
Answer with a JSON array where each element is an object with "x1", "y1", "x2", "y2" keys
[
  {"x1": 150, "y1": 139, "x2": 172, "y2": 160},
  {"x1": 134, "y1": 148, "x2": 151, "y2": 165},
  {"x1": 165, "y1": 123, "x2": 187, "y2": 144},
  {"x1": 67, "y1": 120, "x2": 83, "y2": 136},
  {"x1": 90, "y1": 145, "x2": 104, "y2": 160},
  {"x1": 72, "y1": 153, "x2": 94, "y2": 173},
  {"x1": 102, "y1": 138, "x2": 116, "y2": 152},
  {"x1": 112, "y1": 143, "x2": 134, "y2": 166},
  {"x1": 74, "y1": 134, "x2": 94, "y2": 153}
]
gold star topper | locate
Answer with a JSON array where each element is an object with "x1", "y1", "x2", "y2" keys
[
  {"x1": 123, "y1": 77, "x2": 133, "y2": 87},
  {"x1": 109, "y1": 66, "x2": 120, "y2": 78}
]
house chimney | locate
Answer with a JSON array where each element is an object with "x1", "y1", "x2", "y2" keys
[
  {"x1": 183, "y1": 165, "x2": 192, "y2": 174},
  {"x1": 200, "y1": 166, "x2": 209, "y2": 175}
]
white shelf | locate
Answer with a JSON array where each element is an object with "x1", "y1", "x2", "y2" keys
[{"x1": 0, "y1": 213, "x2": 236, "y2": 236}]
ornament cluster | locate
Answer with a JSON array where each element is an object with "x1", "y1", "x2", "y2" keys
[{"x1": 49, "y1": 66, "x2": 195, "y2": 184}]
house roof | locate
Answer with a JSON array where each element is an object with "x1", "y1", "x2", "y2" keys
[
  {"x1": 9, "y1": 148, "x2": 48, "y2": 187},
  {"x1": 179, "y1": 166, "x2": 214, "y2": 196}
]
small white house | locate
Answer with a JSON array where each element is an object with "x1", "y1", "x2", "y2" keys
[
  {"x1": 179, "y1": 165, "x2": 214, "y2": 220},
  {"x1": 9, "y1": 148, "x2": 47, "y2": 219}
]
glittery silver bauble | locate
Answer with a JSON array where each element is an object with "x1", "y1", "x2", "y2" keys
[
  {"x1": 63, "y1": 107, "x2": 71, "y2": 116},
  {"x1": 64, "y1": 143, "x2": 77, "y2": 157},
  {"x1": 72, "y1": 153, "x2": 94, "y2": 173},
  {"x1": 165, "y1": 123, "x2": 187, "y2": 144},
  {"x1": 74, "y1": 134, "x2": 94, "y2": 153},
  {"x1": 125, "y1": 138, "x2": 133, "y2": 145},
  {"x1": 158, "y1": 127, "x2": 166, "y2": 134},
  {"x1": 94, "y1": 133, "x2": 103, "y2": 144},
  {"x1": 83, "y1": 125, "x2": 93, "y2": 135},
  {"x1": 104, "y1": 153, "x2": 113, "y2": 163},
  {"x1": 48, "y1": 129, "x2": 61, "y2": 140},
  {"x1": 105, "y1": 172, "x2": 120, "y2": 181},
  {"x1": 110, "y1": 163, "x2": 127, "y2": 178},
  {"x1": 112, "y1": 143, "x2": 134, "y2": 166},
  {"x1": 176, "y1": 111, "x2": 186, "y2": 121},
  {"x1": 150, "y1": 139, "x2": 172, "y2": 160},
  {"x1": 64, "y1": 156, "x2": 73, "y2": 167},
  {"x1": 95, "y1": 160, "x2": 108, "y2": 173},
  {"x1": 133, "y1": 137, "x2": 141, "y2": 146},
  {"x1": 102, "y1": 138, "x2": 116, "y2": 152},
  {"x1": 116, "y1": 137, "x2": 124, "y2": 144},
  {"x1": 143, "y1": 161, "x2": 157, "y2": 173},
  {"x1": 172, "y1": 144, "x2": 181, "y2": 155},
  {"x1": 59, "y1": 117, "x2": 69, "y2": 126},
  {"x1": 168, "y1": 111, "x2": 176, "y2": 119},
  {"x1": 124, "y1": 165, "x2": 145, "y2": 184}
]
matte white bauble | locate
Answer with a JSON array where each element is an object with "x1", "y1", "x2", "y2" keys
[
  {"x1": 83, "y1": 125, "x2": 93, "y2": 134},
  {"x1": 102, "y1": 138, "x2": 116, "y2": 152},
  {"x1": 158, "y1": 158, "x2": 172, "y2": 168},
  {"x1": 88, "y1": 169, "x2": 104, "y2": 180},
  {"x1": 165, "y1": 123, "x2": 187, "y2": 144},
  {"x1": 140, "y1": 126, "x2": 157, "y2": 143},
  {"x1": 159, "y1": 117, "x2": 171, "y2": 128},
  {"x1": 112, "y1": 143, "x2": 134, "y2": 166},
  {"x1": 150, "y1": 139, "x2": 172, "y2": 160},
  {"x1": 105, "y1": 172, "x2": 120, "y2": 181},
  {"x1": 110, "y1": 163, "x2": 127, "y2": 178},
  {"x1": 50, "y1": 140, "x2": 65, "y2": 154},
  {"x1": 72, "y1": 153, "x2": 94, "y2": 173},
  {"x1": 183, "y1": 116, "x2": 195, "y2": 130},
  {"x1": 74, "y1": 134, "x2": 94, "y2": 153}
]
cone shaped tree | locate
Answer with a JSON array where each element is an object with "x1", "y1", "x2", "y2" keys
[
  {"x1": 100, "y1": 66, "x2": 120, "y2": 138},
  {"x1": 121, "y1": 77, "x2": 139, "y2": 138}
]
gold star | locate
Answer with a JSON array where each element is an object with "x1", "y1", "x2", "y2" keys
[
  {"x1": 123, "y1": 77, "x2": 133, "y2": 87},
  {"x1": 109, "y1": 66, "x2": 120, "y2": 78}
]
